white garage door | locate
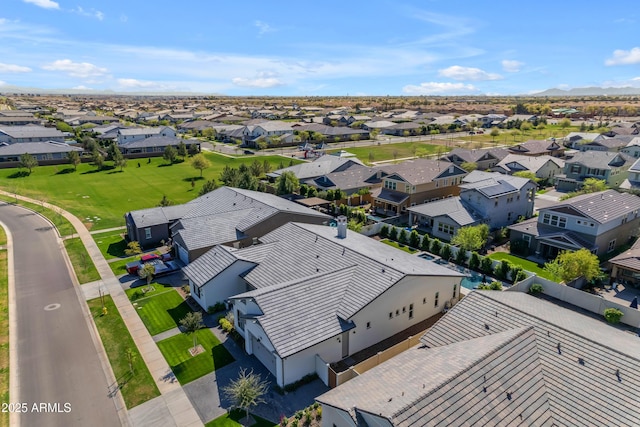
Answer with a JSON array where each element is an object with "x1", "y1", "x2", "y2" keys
[{"x1": 251, "y1": 334, "x2": 276, "y2": 376}]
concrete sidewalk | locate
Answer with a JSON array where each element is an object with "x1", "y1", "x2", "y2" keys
[{"x1": 0, "y1": 191, "x2": 202, "y2": 427}]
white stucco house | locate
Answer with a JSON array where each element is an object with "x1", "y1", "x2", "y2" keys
[{"x1": 186, "y1": 218, "x2": 464, "y2": 388}]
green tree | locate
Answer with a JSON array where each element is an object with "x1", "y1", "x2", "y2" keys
[
  {"x1": 111, "y1": 144, "x2": 126, "y2": 171},
  {"x1": 455, "y1": 247, "x2": 468, "y2": 265},
  {"x1": 125, "y1": 348, "x2": 137, "y2": 376},
  {"x1": 379, "y1": 225, "x2": 389, "y2": 239},
  {"x1": 559, "y1": 118, "x2": 571, "y2": 130},
  {"x1": 124, "y1": 241, "x2": 142, "y2": 256},
  {"x1": 18, "y1": 152, "x2": 38, "y2": 174},
  {"x1": 398, "y1": 229, "x2": 408, "y2": 245},
  {"x1": 249, "y1": 159, "x2": 263, "y2": 177},
  {"x1": 139, "y1": 263, "x2": 156, "y2": 292},
  {"x1": 347, "y1": 219, "x2": 362, "y2": 232},
  {"x1": 451, "y1": 224, "x2": 489, "y2": 252},
  {"x1": 157, "y1": 194, "x2": 174, "y2": 207},
  {"x1": 262, "y1": 160, "x2": 272, "y2": 174},
  {"x1": 580, "y1": 178, "x2": 607, "y2": 194},
  {"x1": 520, "y1": 121, "x2": 532, "y2": 134},
  {"x1": 480, "y1": 256, "x2": 493, "y2": 274},
  {"x1": 420, "y1": 234, "x2": 431, "y2": 252},
  {"x1": 163, "y1": 145, "x2": 177, "y2": 164},
  {"x1": 91, "y1": 149, "x2": 104, "y2": 170},
  {"x1": 430, "y1": 238, "x2": 442, "y2": 256},
  {"x1": 543, "y1": 248, "x2": 600, "y2": 283},
  {"x1": 188, "y1": 143, "x2": 200, "y2": 156},
  {"x1": 190, "y1": 153, "x2": 211, "y2": 177},
  {"x1": 388, "y1": 226, "x2": 398, "y2": 241},
  {"x1": 67, "y1": 150, "x2": 81, "y2": 171},
  {"x1": 275, "y1": 171, "x2": 300, "y2": 195},
  {"x1": 198, "y1": 179, "x2": 218, "y2": 196},
  {"x1": 180, "y1": 312, "x2": 203, "y2": 350},
  {"x1": 222, "y1": 368, "x2": 269, "y2": 423},
  {"x1": 490, "y1": 127, "x2": 500, "y2": 142},
  {"x1": 177, "y1": 141, "x2": 188, "y2": 159},
  {"x1": 306, "y1": 186, "x2": 317, "y2": 197},
  {"x1": 469, "y1": 252, "x2": 481, "y2": 270},
  {"x1": 513, "y1": 171, "x2": 540, "y2": 184},
  {"x1": 441, "y1": 244, "x2": 452, "y2": 260},
  {"x1": 460, "y1": 162, "x2": 478, "y2": 172},
  {"x1": 409, "y1": 230, "x2": 421, "y2": 249},
  {"x1": 81, "y1": 135, "x2": 98, "y2": 151}
]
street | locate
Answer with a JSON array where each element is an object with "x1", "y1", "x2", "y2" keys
[{"x1": 0, "y1": 202, "x2": 120, "y2": 426}]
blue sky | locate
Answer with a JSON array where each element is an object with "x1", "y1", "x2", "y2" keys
[{"x1": 1, "y1": 0, "x2": 639, "y2": 95}]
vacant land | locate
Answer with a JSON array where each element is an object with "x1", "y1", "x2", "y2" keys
[
  {"x1": 0, "y1": 153, "x2": 297, "y2": 231},
  {"x1": 328, "y1": 141, "x2": 441, "y2": 163},
  {"x1": 87, "y1": 296, "x2": 160, "y2": 408}
]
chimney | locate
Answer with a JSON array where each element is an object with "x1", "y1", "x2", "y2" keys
[{"x1": 336, "y1": 215, "x2": 348, "y2": 239}]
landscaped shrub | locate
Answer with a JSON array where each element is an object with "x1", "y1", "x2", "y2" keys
[
  {"x1": 398, "y1": 229, "x2": 408, "y2": 245},
  {"x1": 510, "y1": 266, "x2": 526, "y2": 283},
  {"x1": 480, "y1": 256, "x2": 493, "y2": 274},
  {"x1": 529, "y1": 283, "x2": 544, "y2": 295},
  {"x1": 409, "y1": 230, "x2": 421, "y2": 249},
  {"x1": 495, "y1": 260, "x2": 511, "y2": 280},
  {"x1": 430, "y1": 239, "x2": 442, "y2": 256},
  {"x1": 207, "y1": 301, "x2": 226, "y2": 314},
  {"x1": 218, "y1": 315, "x2": 234, "y2": 333},
  {"x1": 455, "y1": 248, "x2": 468, "y2": 265},
  {"x1": 469, "y1": 252, "x2": 480, "y2": 270},
  {"x1": 490, "y1": 281, "x2": 503, "y2": 290},
  {"x1": 420, "y1": 234, "x2": 431, "y2": 252},
  {"x1": 440, "y1": 244, "x2": 452, "y2": 261},
  {"x1": 379, "y1": 225, "x2": 389, "y2": 239},
  {"x1": 604, "y1": 308, "x2": 624, "y2": 324},
  {"x1": 388, "y1": 226, "x2": 398, "y2": 241}
]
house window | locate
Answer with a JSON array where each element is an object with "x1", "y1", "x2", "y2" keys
[
  {"x1": 366, "y1": 321, "x2": 371, "y2": 329},
  {"x1": 608, "y1": 239, "x2": 616, "y2": 253},
  {"x1": 570, "y1": 165, "x2": 581, "y2": 174},
  {"x1": 434, "y1": 292, "x2": 439, "y2": 307},
  {"x1": 507, "y1": 212, "x2": 512, "y2": 221},
  {"x1": 523, "y1": 235, "x2": 531, "y2": 244},
  {"x1": 423, "y1": 297, "x2": 427, "y2": 304},
  {"x1": 193, "y1": 284, "x2": 200, "y2": 297},
  {"x1": 409, "y1": 304, "x2": 414, "y2": 319},
  {"x1": 389, "y1": 312, "x2": 393, "y2": 319},
  {"x1": 438, "y1": 223, "x2": 455, "y2": 235},
  {"x1": 453, "y1": 284, "x2": 457, "y2": 298},
  {"x1": 237, "y1": 317, "x2": 245, "y2": 332},
  {"x1": 402, "y1": 306, "x2": 406, "y2": 313},
  {"x1": 144, "y1": 227, "x2": 152, "y2": 240},
  {"x1": 395, "y1": 309, "x2": 399, "y2": 316},
  {"x1": 542, "y1": 213, "x2": 565, "y2": 228}
]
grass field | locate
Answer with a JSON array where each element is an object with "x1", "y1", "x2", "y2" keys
[
  {"x1": 0, "y1": 244, "x2": 8, "y2": 427},
  {"x1": 157, "y1": 328, "x2": 234, "y2": 385},
  {"x1": 92, "y1": 230, "x2": 128, "y2": 259},
  {"x1": 206, "y1": 409, "x2": 276, "y2": 427},
  {"x1": 328, "y1": 141, "x2": 441, "y2": 163},
  {"x1": 381, "y1": 239, "x2": 418, "y2": 254},
  {"x1": 0, "y1": 153, "x2": 297, "y2": 231},
  {"x1": 63, "y1": 238, "x2": 101, "y2": 284},
  {"x1": 87, "y1": 295, "x2": 160, "y2": 409},
  {"x1": 126, "y1": 287, "x2": 191, "y2": 335},
  {"x1": 487, "y1": 252, "x2": 558, "y2": 281},
  {"x1": 458, "y1": 124, "x2": 581, "y2": 146},
  {"x1": 0, "y1": 194, "x2": 76, "y2": 237}
]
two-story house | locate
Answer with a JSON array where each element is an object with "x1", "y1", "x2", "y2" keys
[
  {"x1": 620, "y1": 136, "x2": 640, "y2": 159},
  {"x1": 443, "y1": 147, "x2": 508, "y2": 170},
  {"x1": 578, "y1": 135, "x2": 634, "y2": 152},
  {"x1": 242, "y1": 121, "x2": 294, "y2": 147},
  {"x1": 373, "y1": 159, "x2": 468, "y2": 216},
  {"x1": 408, "y1": 171, "x2": 535, "y2": 241},
  {"x1": 555, "y1": 151, "x2": 633, "y2": 191},
  {"x1": 492, "y1": 154, "x2": 564, "y2": 184},
  {"x1": 183, "y1": 219, "x2": 464, "y2": 388},
  {"x1": 620, "y1": 157, "x2": 640, "y2": 192},
  {"x1": 508, "y1": 190, "x2": 640, "y2": 259},
  {"x1": 117, "y1": 126, "x2": 176, "y2": 145}
]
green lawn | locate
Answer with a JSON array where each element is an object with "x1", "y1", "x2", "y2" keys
[
  {"x1": 381, "y1": 239, "x2": 418, "y2": 254},
  {"x1": 157, "y1": 328, "x2": 235, "y2": 385},
  {"x1": 458, "y1": 124, "x2": 581, "y2": 146},
  {"x1": 0, "y1": 153, "x2": 297, "y2": 231},
  {"x1": 126, "y1": 287, "x2": 192, "y2": 335},
  {"x1": 87, "y1": 295, "x2": 160, "y2": 408},
  {"x1": 93, "y1": 230, "x2": 128, "y2": 259},
  {"x1": 0, "y1": 194, "x2": 76, "y2": 237},
  {"x1": 487, "y1": 252, "x2": 558, "y2": 281},
  {"x1": 206, "y1": 409, "x2": 276, "y2": 427},
  {"x1": 0, "y1": 248, "x2": 8, "y2": 427},
  {"x1": 63, "y1": 237, "x2": 101, "y2": 284},
  {"x1": 0, "y1": 225, "x2": 5, "y2": 246},
  {"x1": 328, "y1": 141, "x2": 441, "y2": 163}
]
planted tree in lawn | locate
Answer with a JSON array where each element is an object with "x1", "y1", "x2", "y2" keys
[
  {"x1": 157, "y1": 194, "x2": 174, "y2": 207},
  {"x1": 163, "y1": 145, "x2": 177, "y2": 165},
  {"x1": 198, "y1": 179, "x2": 218, "y2": 196},
  {"x1": 125, "y1": 348, "x2": 137, "y2": 375},
  {"x1": 67, "y1": 150, "x2": 81, "y2": 171},
  {"x1": 490, "y1": 127, "x2": 500, "y2": 142},
  {"x1": 138, "y1": 262, "x2": 156, "y2": 292},
  {"x1": 91, "y1": 149, "x2": 104, "y2": 170},
  {"x1": 177, "y1": 141, "x2": 188, "y2": 159},
  {"x1": 19, "y1": 152, "x2": 38, "y2": 174},
  {"x1": 190, "y1": 153, "x2": 210, "y2": 177},
  {"x1": 409, "y1": 230, "x2": 421, "y2": 249},
  {"x1": 180, "y1": 311, "x2": 203, "y2": 352},
  {"x1": 111, "y1": 144, "x2": 127, "y2": 171},
  {"x1": 124, "y1": 241, "x2": 142, "y2": 256},
  {"x1": 223, "y1": 368, "x2": 269, "y2": 423}
]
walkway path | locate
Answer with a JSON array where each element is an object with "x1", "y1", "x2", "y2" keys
[{"x1": 0, "y1": 191, "x2": 202, "y2": 427}]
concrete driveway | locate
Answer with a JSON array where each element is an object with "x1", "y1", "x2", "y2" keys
[{"x1": 0, "y1": 202, "x2": 121, "y2": 427}]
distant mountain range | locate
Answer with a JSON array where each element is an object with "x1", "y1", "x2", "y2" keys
[
  {"x1": 530, "y1": 86, "x2": 640, "y2": 96},
  {"x1": 0, "y1": 84, "x2": 215, "y2": 97}
]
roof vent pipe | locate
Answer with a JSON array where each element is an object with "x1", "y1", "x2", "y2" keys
[{"x1": 336, "y1": 215, "x2": 348, "y2": 239}]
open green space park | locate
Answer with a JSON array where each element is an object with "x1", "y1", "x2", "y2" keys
[
  {"x1": 157, "y1": 328, "x2": 234, "y2": 385},
  {"x1": 0, "y1": 194, "x2": 76, "y2": 237},
  {"x1": 0, "y1": 153, "x2": 298, "y2": 231},
  {"x1": 92, "y1": 230, "x2": 128, "y2": 260},
  {"x1": 328, "y1": 141, "x2": 441, "y2": 163},
  {"x1": 87, "y1": 295, "x2": 160, "y2": 409},
  {"x1": 206, "y1": 409, "x2": 276, "y2": 427},
  {"x1": 458, "y1": 124, "x2": 580, "y2": 145},
  {"x1": 63, "y1": 237, "x2": 101, "y2": 284},
  {"x1": 487, "y1": 252, "x2": 558, "y2": 281},
  {"x1": 126, "y1": 286, "x2": 191, "y2": 336}
]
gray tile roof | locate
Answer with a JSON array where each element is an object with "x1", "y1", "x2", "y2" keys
[
  {"x1": 407, "y1": 196, "x2": 481, "y2": 226},
  {"x1": 269, "y1": 155, "x2": 363, "y2": 180},
  {"x1": 565, "y1": 151, "x2": 633, "y2": 169},
  {"x1": 318, "y1": 291, "x2": 640, "y2": 426},
  {"x1": 462, "y1": 170, "x2": 531, "y2": 190},
  {"x1": 119, "y1": 135, "x2": 182, "y2": 149},
  {"x1": 608, "y1": 237, "x2": 640, "y2": 272},
  {"x1": 547, "y1": 190, "x2": 640, "y2": 224},
  {"x1": 127, "y1": 204, "x2": 192, "y2": 228},
  {"x1": 375, "y1": 188, "x2": 409, "y2": 204},
  {"x1": 446, "y1": 147, "x2": 509, "y2": 164},
  {"x1": 306, "y1": 165, "x2": 382, "y2": 191},
  {"x1": 381, "y1": 159, "x2": 466, "y2": 186},
  {"x1": 182, "y1": 245, "x2": 241, "y2": 288},
  {"x1": 495, "y1": 154, "x2": 564, "y2": 174},
  {"x1": 0, "y1": 125, "x2": 64, "y2": 139},
  {"x1": 232, "y1": 267, "x2": 356, "y2": 357},
  {"x1": 118, "y1": 126, "x2": 172, "y2": 136},
  {"x1": 173, "y1": 212, "x2": 246, "y2": 251},
  {"x1": 509, "y1": 139, "x2": 563, "y2": 155},
  {"x1": 0, "y1": 141, "x2": 82, "y2": 155}
]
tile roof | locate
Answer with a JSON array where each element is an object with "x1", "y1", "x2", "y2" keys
[
  {"x1": 407, "y1": 196, "x2": 481, "y2": 226},
  {"x1": 269, "y1": 155, "x2": 363, "y2": 180},
  {"x1": 118, "y1": 126, "x2": 171, "y2": 136},
  {"x1": 608, "y1": 238, "x2": 640, "y2": 272},
  {"x1": 318, "y1": 291, "x2": 640, "y2": 426},
  {"x1": 509, "y1": 139, "x2": 563, "y2": 155},
  {"x1": 565, "y1": 151, "x2": 633, "y2": 169},
  {"x1": 119, "y1": 135, "x2": 183, "y2": 148},
  {"x1": 0, "y1": 141, "x2": 82, "y2": 155},
  {"x1": 546, "y1": 190, "x2": 640, "y2": 224},
  {"x1": 446, "y1": 147, "x2": 509, "y2": 164},
  {"x1": 127, "y1": 204, "x2": 193, "y2": 228},
  {"x1": 459, "y1": 170, "x2": 532, "y2": 198},
  {"x1": 0, "y1": 125, "x2": 64, "y2": 139},
  {"x1": 381, "y1": 159, "x2": 466, "y2": 186},
  {"x1": 306, "y1": 165, "x2": 382, "y2": 191},
  {"x1": 495, "y1": 154, "x2": 564, "y2": 174},
  {"x1": 182, "y1": 245, "x2": 241, "y2": 288}
]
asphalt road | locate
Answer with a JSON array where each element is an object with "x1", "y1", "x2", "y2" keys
[{"x1": 0, "y1": 202, "x2": 120, "y2": 426}]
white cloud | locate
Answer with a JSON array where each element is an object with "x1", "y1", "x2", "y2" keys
[
  {"x1": 605, "y1": 47, "x2": 640, "y2": 65},
  {"x1": 72, "y1": 85, "x2": 92, "y2": 90},
  {"x1": 402, "y1": 82, "x2": 477, "y2": 95},
  {"x1": 42, "y1": 59, "x2": 108, "y2": 78},
  {"x1": 255, "y1": 20, "x2": 274, "y2": 35},
  {"x1": 71, "y1": 7, "x2": 105, "y2": 21},
  {"x1": 438, "y1": 65, "x2": 502, "y2": 81},
  {"x1": 633, "y1": 77, "x2": 640, "y2": 81},
  {"x1": 0, "y1": 81, "x2": 5, "y2": 86},
  {"x1": 232, "y1": 76, "x2": 284, "y2": 88},
  {"x1": 23, "y1": 0, "x2": 59, "y2": 9},
  {"x1": 501, "y1": 59, "x2": 523, "y2": 73},
  {"x1": 117, "y1": 78, "x2": 159, "y2": 88},
  {"x1": 0, "y1": 63, "x2": 32, "y2": 73}
]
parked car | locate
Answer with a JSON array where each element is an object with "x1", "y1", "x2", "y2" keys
[
  {"x1": 126, "y1": 253, "x2": 172, "y2": 275},
  {"x1": 243, "y1": 150, "x2": 255, "y2": 155}
]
